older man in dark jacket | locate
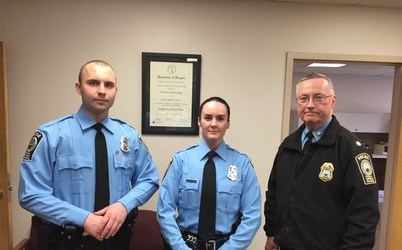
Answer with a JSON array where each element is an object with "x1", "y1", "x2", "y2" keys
[{"x1": 264, "y1": 73, "x2": 379, "y2": 250}]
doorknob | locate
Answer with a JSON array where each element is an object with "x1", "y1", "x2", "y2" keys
[{"x1": 0, "y1": 190, "x2": 3, "y2": 200}]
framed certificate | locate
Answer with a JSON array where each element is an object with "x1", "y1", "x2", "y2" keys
[{"x1": 142, "y1": 52, "x2": 201, "y2": 135}]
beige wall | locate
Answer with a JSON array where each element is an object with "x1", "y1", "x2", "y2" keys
[{"x1": 1, "y1": 0, "x2": 402, "y2": 248}]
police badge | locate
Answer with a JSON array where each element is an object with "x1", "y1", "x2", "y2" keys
[
  {"x1": 319, "y1": 162, "x2": 334, "y2": 182},
  {"x1": 120, "y1": 136, "x2": 129, "y2": 153},
  {"x1": 227, "y1": 165, "x2": 237, "y2": 181}
]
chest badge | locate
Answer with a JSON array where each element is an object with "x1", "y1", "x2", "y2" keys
[
  {"x1": 120, "y1": 136, "x2": 129, "y2": 153},
  {"x1": 227, "y1": 165, "x2": 238, "y2": 181},
  {"x1": 319, "y1": 162, "x2": 334, "y2": 182}
]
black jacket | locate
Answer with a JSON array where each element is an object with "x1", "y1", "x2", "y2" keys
[{"x1": 264, "y1": 116, "x2": 379, "y2": 250}]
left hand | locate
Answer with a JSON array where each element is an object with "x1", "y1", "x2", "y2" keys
[{"x1": 94, "y1": 202, "x2": 128, "y2": 239}]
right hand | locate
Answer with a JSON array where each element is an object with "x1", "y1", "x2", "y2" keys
[
  {"x1": 265, "y1": 236, "x2": 279, "y2": 250},
  {"x1": 83, "y1": 213, "x2": 107, "y2": 241}
]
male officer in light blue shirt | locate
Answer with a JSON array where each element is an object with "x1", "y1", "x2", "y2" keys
[
  {"x1": 19, "y1": 60, "x2": 159, "y2": 250},
  {"x1": 157, "y1": 96, "x2": 261, "y2": 250}
]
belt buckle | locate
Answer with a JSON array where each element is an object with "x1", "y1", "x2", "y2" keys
[{"x1": 205, "y1": 240, "x2": 216, "y2": 250}]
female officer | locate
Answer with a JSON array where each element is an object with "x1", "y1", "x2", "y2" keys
[{"x1": 157, "y1": 96, "x2": 261, "y2": 250}]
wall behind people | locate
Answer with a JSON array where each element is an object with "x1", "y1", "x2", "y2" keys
[{"x1": 1, "y1": 0, "x2": 402, "y2": 248}]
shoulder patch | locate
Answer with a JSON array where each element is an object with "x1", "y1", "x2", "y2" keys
[
  {"x1": 23, "y1": 131, "x2": 43, "y2": 161},
  {"x1": 355, "y1": 153, "x2": 377, "y2": 185}
]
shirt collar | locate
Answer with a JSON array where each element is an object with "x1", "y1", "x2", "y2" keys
[
  {"x1": 75, "y1": 106, "x2": 113, "y2": 133},
  {"x1": 302, "y1": 116, "x2": 332, "y2": 143},
  {"x1": 198, "y1": 138, "x2": 227, "y2": 161}
]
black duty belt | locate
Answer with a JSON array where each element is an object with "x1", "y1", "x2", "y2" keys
[
  {"x1": 180, "y1": 229, "x2": 230, "y2": 250},
  {"x1": 33, "y1": 208, "x2": 138, "y2": 250}
]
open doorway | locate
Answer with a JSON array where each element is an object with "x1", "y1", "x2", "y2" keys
[
  {"x1": 290, "y1": 60, "x2": 393, "y2": 250},
  {"x1": 282, "y1": 52, "x2": 402, "y2": 250}
]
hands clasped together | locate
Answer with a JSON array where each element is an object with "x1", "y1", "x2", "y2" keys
[{"x1": 83, "y1": 202, "x2": 127, "y2": 241}]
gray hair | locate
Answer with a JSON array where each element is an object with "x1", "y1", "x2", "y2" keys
[{"x1": 296, "y1": 72, "x2": 335, "y2": 95}]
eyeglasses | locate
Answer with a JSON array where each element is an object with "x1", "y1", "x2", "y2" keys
[{"x1": 296, "y1": 94, "x2": 333, "y2": 104}]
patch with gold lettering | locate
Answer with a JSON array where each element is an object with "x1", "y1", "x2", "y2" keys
[
  {"x1": 23, "y1": 131, "x2": 43, "y2": 161},
  {"x1": 319, "y1": 162, "x2": 334, "y2": 182},
  {"x1": 355, "y1": 153, "x2": 376, "y2": 185}
]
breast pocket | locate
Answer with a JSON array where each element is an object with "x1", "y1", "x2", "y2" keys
[
  {"x1": 217, "y1": 181, "x2": 242, "y2": 214},
  {"x1": 57, "y1": 154, "x2": 93, "y2": 194},
  {"x1": 113, "y1": 153, "x2": 134, "y2": 193},
  {"x1": 179, "y1": 180, "x2": 200, "y2": 210}
]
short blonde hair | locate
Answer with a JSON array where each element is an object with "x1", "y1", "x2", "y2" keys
[{"x1": 78, "y1": 60, "x2": 115, "y2": 84}]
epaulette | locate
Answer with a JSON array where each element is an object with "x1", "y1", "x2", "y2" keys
[
  {"x1": 39, "y1": 114, "x2": 74, "y2": 129},
  {"x1": 170, "y1": 144, "x2": 199, "y2": 157},
  {"x1": 110, "y1": 117, "x2": 136, "y2": 128},
  {"x1": 110, "y1": 116, "x2": 126, "y2": 124},
  {"x1": 226, "y1": 144, "x2": 254, "y2": 168},
  {"x1": 180, "y1": 143, "x2": 199, "y2": 152},
  {"x1": 226, "y1": 144, "x2": 240, "y2": 153},
  {"x1": 341, "y1": 127, "x2": 366, "y2": 150},
  {"x1": 227, "y1": 144, "x2": 251, "y2": 157}
]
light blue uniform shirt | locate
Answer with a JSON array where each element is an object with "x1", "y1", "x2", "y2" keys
[
  {"x1": 19, "y1": 107, "x2": 159, "y2": 227},
  {"x1": 157, "y1": 138, "x2": 261, "y2": 250},
  {"x1": 301, "y1": 116, "x2": 332, "y2": 148}
]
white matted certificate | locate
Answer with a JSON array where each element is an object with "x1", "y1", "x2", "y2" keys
[
  {"x1": 150, "y1": 61, "x2": 193, "y2": 127},
  {"x1": 142, "y1": 52, "x2": 201, "y2": 135}
]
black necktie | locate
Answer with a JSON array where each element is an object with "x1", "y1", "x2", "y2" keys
[
  {"x1": 198, "y1": 151, "x2": 217, "y2": 242},
  {"x1": 93, "y1": 123, "x2": 110, "y2": 211},
  {"x1": 303, "y1": 131, "x2": 313, "y2": 153}
]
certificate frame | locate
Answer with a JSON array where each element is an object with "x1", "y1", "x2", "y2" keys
[{"x1": 142, "y1": 52, "x2": 201, "y2": 135}]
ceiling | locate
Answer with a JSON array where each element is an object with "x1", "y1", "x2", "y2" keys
[
  {"x1": 293, "y1": 61, "x2": 396, "y2": 77},
  {"x1": 291, "y1": 60, "x2": 395, "y2": 114},
  {"x1": 270, "y1": 0, "x2": 402, "y2": 9}
]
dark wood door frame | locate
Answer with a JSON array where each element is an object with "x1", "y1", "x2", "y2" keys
[{"x1": 0, "y1": 41, "x2": 12, "y2": 249}]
